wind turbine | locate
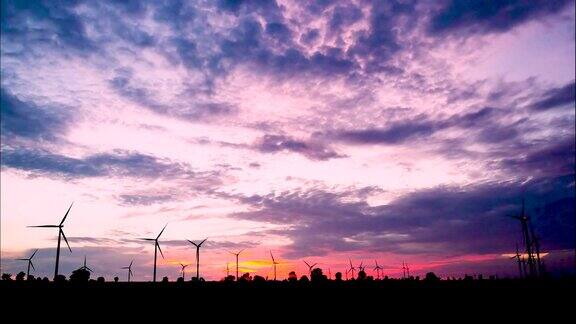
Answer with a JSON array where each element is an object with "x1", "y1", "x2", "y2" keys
[
  {"x1": 406, "y1": 262, "x2": 410, "y2": 277},
  {"x1": 357, "y1": 261, "x2": 365, "y2": 272},
  {"x1": 348, "y1": 259, "x2": 356, "y2": 279},
  {"x1": 270, "y1": 250, "x2": 279, "y2": 281},
  {"x1": 228, "y1": 249, "x2": 245, "y2": 280},
  {"x1": 187, "y1": 238, "x2": 207, "y2": 280},
  {"x1": 80, "y1": 256, "x2": 93, "y2": 272},
  {"x1": 138, "y1": 224, "x2": 167, "y2": 282},
  {"x1": 121, "y1": 260, "x2": 134, "y2": 282},
  {"x1": 402, "y1": 261, "x2": 407, "y2": 279},
  {"x1": 16, "y1": 249, "x2": 38, "y2": 278},
  {"x1": 510, "y1": 243, "x2": 523, "y2": 279},
  {"x1": 28, "y1": 203, "x2": 73, "y2": 279},
  {"x1": 180, "y1": 263, "x2": 189, "y2": 281},
  {"x1": 303, "y1": 260, "x2": 317, "y2": 277},
  {"x1": 373, "y1": 260, "x2": 383, "y2": 279},
  {"x1": 508, "y1": 199, "x2": 537, "y2": 277}
]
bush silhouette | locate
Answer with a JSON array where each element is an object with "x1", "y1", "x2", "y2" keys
[
  {"x1": 16, "y1": 271, "x2": 26, "y2": 281},
  {"x1": 425, "y1": 272, "x2": 440, "y2": 281}
]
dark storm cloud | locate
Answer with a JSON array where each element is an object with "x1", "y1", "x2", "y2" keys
[
  {"x1": 230, "y1": 175, "x2": 575, "y2": 258},
  {"x1": 254, "y1": 134, "x2": 346, "y2": 161},
  {"x1": 0, "y1": 148, "x2": 196, "y2": 179},
  {"x1": 530, "y1": 81, "x2": 576, "y2": 111},
  {"x1": 0, "y1": 88, "x2": 70, "y2": 142},
  {"x1": 429, "y1": 0, "x2": 572, "y2": 35}
]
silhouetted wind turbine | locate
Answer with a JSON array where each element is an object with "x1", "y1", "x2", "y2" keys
[
  {"x1": 187, "y1": 238, "x2": 207, "y2": 280},
  {"x1": 28, "y1": 203, "x2": 73, "y2": 279},
  {"x1": 357, "y1": 261, "x2": 365, "y2": 272},
  {"x1": 228, "y1": 249, "x2": 245, "y2": 280},
  {"x1": 80, "y1": 255, "x2": 93, "y2": 272},
  {"x1": 16, "y1": 249, "x2": 38, "y2": 278},
  {"x1": 121, "y1": 260, "x2": 134, "y2": 282},
  {"x1": 303, "y1": 260, "x2": 317, "y2": 277},
  {"x1": 373, "y1": 260, "x2": 383, "y2": 279},
  {"x1": 511, "y1": 243, "x2": 523, "y2": 279},
  {"x1": 180, "y1": 263, "x2": 189, "y2": 281},
  {"x1": 402, "y1": 261, "x2": 407, "y2": 279},
  {"x1": 348, "y1": 259, "x2": 356, "y2": 279},
  {"x1": 508, "y1": 199, "x2": 537, "y2": 277},
  {"x1": 138, "y1": 224, "x2": 167, "y2": 282},
  {"x1": 270, "y1": 250, "x2": 279, "y2": 281}
]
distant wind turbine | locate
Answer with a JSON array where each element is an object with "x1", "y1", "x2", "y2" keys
[
  {"x1": 16, "y1": 249, "x2": 38, "y2": 278},
  {"x1": 121, "y1": 260, "x2": 134, "y2": 282},
  {"x1": 28, "y1": 203, "x2": 73, "y2": 279},
  {"x1": 180, "y1": 263, "x2": 189, "y2": 281},
  {"x1": 303, "y1": 260, "x2": 317, "y2": 277},
  {"x1": 80, "y1": 255, "x2": 93, "y2": 272},
  {"x1": 373, "y1": 260, "x2": 383, "y2": 279},
  {"x1": 138, "y1": 224, "x2": 167, "y2": 282},
  {"x1": 228, "y1": 249, "x2": 246, "y2": 280},
  {"x1": 348, "y1": 259, "x2": 356, "y2": 279},
  {"x1": 270, "y1": 250, "x2": 279, "y2": 281},
  {"x1": 187, "y1": 238, "x2": 207, "y2": 280}
]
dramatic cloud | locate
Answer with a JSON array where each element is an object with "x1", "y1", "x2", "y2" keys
[
  {"x1": 254, "y1": 134, "x2": 345, "y2": 161},
  {"x1": 429, "y1": 0, "x2": 572, "y2": 35},
  {"x1": 1, "y1": 0, "x2": 574, "y2": 278},
  {"x1": 232, "y1": 175, "x2": 575, "y2": 258},
  {"x1": 0, "y1": 148, "x2": 197, "y2": 180},
  {"x1": 530, "y1": 81, "x2": 576, "y2": 111},
  {"x1": 0, "y1": 88, "x2": 70, "y2": 142}
]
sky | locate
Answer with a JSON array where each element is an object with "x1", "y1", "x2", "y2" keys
[{"x1": 0, "y1": 0, "x2": 575, "y2": 281}]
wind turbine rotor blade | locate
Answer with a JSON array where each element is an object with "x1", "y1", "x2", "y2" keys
[
  {"x1": 60, "y1": 229, "x2": 72, "y2": 252},
  {"x1": 199, "y1": 238, "x2": 207, "y2": 246},
  {"x1": 28, "y1": 225, "x2": 59, "y2": 228},
  {"x1": 139, "y1": 238, "x2": 156, "y2": 241},
  {"x1": 86, "y1": 267, "x2": 93, "y2": 272},
  {"x1": 129, "y1": 260, "x2": 133, "y2": 267},
  {"x1": 60, "y1": 202, "x2": 74, "y2": 226},
  {"x1": 121, "y1": 267, "x2": 130, "y2": 269},
  {"x1": 270, "y1": 250, "x2": 275, "y2": 262},
  {"x1": 311, "y1": 263, "x2": 318, "y2": 268},
  {"x1": 30, "y1": 261, "x2": 35, "y2": 271},
  {"x1": 304, "y1": 260, "x2": 310, "y2": 267},
  {"x1": 156, "y1": 224, "x2": 168, "y2": 239},
  {"x1": 238, "y1": 248, "x2": 246, "y2": 255},
  {"x1": 157, "y1": 242, "x2": 165, "y2": 259},
  {"x1": 30, "y1": 249, "x2": 38, "y2": 259}
]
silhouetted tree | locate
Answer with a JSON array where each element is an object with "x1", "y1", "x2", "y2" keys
[
  {"x1": 2, "y1": 273, "x2": 12, "y2": 281},
  {"x1": 424, "y1": 272, "x2": 440, "y2": 281},
  {"x1": 70, "y1": 268, "x2": 90, "y2": 283},
  {"x1": 288, "y1": 271, "x2": 297, "y2": 283},
  {"x1": 27, "y1": 275, "x2": 35, "y2": 281},
  {"x1": 161, "y1": 276, "x2": 169, "y2": 283},
  {"x1": 177, "y1": 277, "x2": 184, "y2": 283},
  {"x1": 357, "y1": 270, "x2": 367, "y2": 280},
  {"x1": 97, "y1": 277, "x2": 106, "y2": 283},
  {"x1": 54, "y1": 274, "x2": 67, "y2": 282},
  {"x1": 299, "y1": 275, "x2": 309, "y2": 283},
  {"x1": 335, "y1": 272, "x2": 343, "y2": 281},
  {"x1": 16, "y1": 271, "x2": 26, "y2": 281},
  {"x1": 114, "y1": 276, "x2": 119, "y2": 283},
  {"x1": 253, "y1": 275, "x2": 265, "y2": 283},
  {"x1": 311, "y1": 268, "x2": 326, "y2": 282},
  {"x1": 224, "y1": 275, "x2": 235, "y2": 282}
]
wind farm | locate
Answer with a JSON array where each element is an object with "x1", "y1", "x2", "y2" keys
[{"x1": 1, "y1": 0, "x2": 574, "y2": 312}]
